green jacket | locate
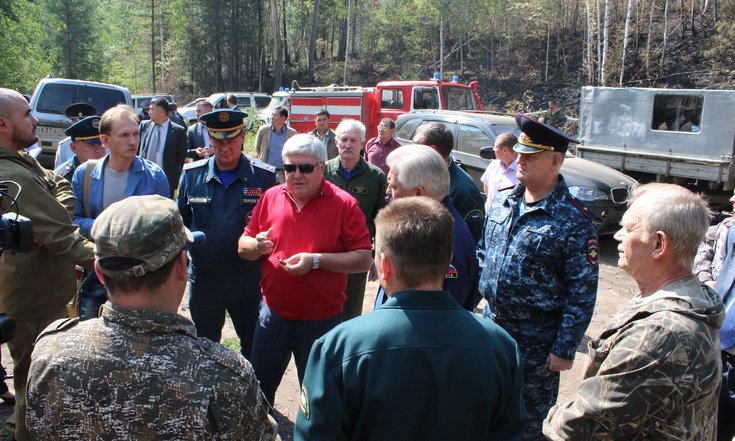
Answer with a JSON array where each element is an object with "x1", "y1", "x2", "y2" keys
[
  {"x1": 0, "y1": 149, "x2": 94, "y2": 320},
  {"x1": 324, "y1": 157, "x2": 387, "y2": 239}
]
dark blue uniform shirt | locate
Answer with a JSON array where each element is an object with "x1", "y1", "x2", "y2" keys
[{"x1": 177, "y1": 155, "x2": 277, "y2": 275}]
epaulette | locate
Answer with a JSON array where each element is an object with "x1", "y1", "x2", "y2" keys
[
  {"x1": 567, "y1": 195, "x2": 593, "y2": 219},
  {"x1": 251, "y1": 159, "x2": 276, "y2": 174},
  {"x1": 37, "y1": 317, "x2": 79, "y2": 340},
  {"x1": 183, "y1": 158, "x2": 208, "y2": 171},
  {"x1": 497, "y1": 184, "x2": 518, "y2": 193},
  {"x1": 57, "y1": 161, "x2": 75, "y2": 177},
  {"x1": 199, "y1": 337, "x2": 252, "y2": 375}
]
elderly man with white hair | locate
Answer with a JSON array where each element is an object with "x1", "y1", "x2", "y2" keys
[
  {"x1": 324, "y1": 119, "x2": 387, "y2": 321},
  {"x1": 544, "y1": 183, "x2": 724, "y2": 440},
  {"x1": 238, "y1": 134, "x2": 373, "y2": 407},
  {"x1": 374, "y1": 144, "x2": 479, "y2": 311}
]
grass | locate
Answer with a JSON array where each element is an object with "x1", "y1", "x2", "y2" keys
[{"x1": 221, "y1": 337, "x2": 241, "y2": 351}]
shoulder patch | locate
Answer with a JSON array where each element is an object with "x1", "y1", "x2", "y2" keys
[
  {"x1": 37, "y1": 317, "x2": 79, "y2": 340},
  {"x1": 183, "y1": 158, "x2": 208, "y2": 171},
  {"x1": 445, "y1": 265, "x2": 459, "y2": 279},
  {"x1": 300, "y1": 385, "x2": 311, "y2": 420},
  {"x1": 566, "y1": 195, "x2": 593, "y2": 219},
  {"x1": 251, "y1": 159, "x2": 276, "y2": 174},
  {"x1": 587, "y1": 238, "x2": 600, "y2": 265},
  {"x1": 464, "y1": 208, "x2": 484, "y2": 222}
]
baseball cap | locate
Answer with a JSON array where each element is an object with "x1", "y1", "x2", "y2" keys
[{"x1": 92, "y1": 195, "x2": 195, "y2": 277}]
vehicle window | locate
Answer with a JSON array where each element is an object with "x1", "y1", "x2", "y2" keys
[
  {"x1": 381, "y1": 89, "x2": 404, "y2": 109},
  {"x1": 488, "y1": 124, "x2": 518, "y2": 137},
  {"x1": 457, "y1": 124, "x2": 492, "y2": 154},
  {"x1": 442, "y1": 86, "x2": 478, "y2": 111},
  {"x1": 413, "y1": 88, "x2": 439, "y2": 110},
  {"x1": 651, "y1": 94, "x2": 703, "y2": 133},
  {"x1": 36, "y1": 84, "x2": 127, "y2": 115},
  {"x1": 395, "y1": 118, "x2": 424, "y2": 141},
  {"x1": 254, "y1": 96, "x2": 271, "y2": 109},
  {"x1": 213, "y1": 97, "x2": 227, "y2": 108}
]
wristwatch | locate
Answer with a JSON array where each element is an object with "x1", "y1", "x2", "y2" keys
[{"x1": 312, "y1": 254, "x2": 320, "y2": 270}]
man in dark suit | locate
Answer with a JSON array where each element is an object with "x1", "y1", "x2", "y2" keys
[
  {"x1": 139, "y1": 97, "x2": 187, "y2": 197},
  {"x1": 186, "y1": 100, "x2": 214, "y2": 160}
]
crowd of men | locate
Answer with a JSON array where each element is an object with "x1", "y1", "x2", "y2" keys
[{"x1": 0, "y1": 83, "x2": 733, "y2": 440}]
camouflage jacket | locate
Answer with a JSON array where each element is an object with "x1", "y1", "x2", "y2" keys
[
  {"x1": 477, "y1": 176, "x2": 599, "y2": 359},
  {"x1": 694, "y1": 216, "x2": 735, "y2": 284},
  {"x1": 27, "y1": 303, "x2": 278, "y2": 440},
  {"x1": 544, "y1": 276, "x2": 724, "y2": 440}
]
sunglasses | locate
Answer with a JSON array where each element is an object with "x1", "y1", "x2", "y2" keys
[{"x1": 283, "y1": 163, "x2": 320, "y2": 174}]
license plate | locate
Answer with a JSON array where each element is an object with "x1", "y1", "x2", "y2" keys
[{"x1": 36, "y1": 126, "x2": 66, "y2": 138}]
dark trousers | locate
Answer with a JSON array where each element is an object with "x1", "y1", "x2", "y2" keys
[
  {"x1": 188, "y1": 269, "x2": 261, "y2": 360},
  {"x1": 718, "y1": 351, "x2": 735, "y2": 441},
  {"x1": 342, "y1": 272, "x2": 368, "y2": 321},
  {"x1": 250, "y1": 303, "x2": 341, "y2": 407},
  {"x1": 78, "y1": 271, "x2": 107, "y2": 321}
]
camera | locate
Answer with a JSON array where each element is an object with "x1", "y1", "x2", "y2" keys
[{"x1": 0, "y1": 213, "x2": 32, "y2": 255}]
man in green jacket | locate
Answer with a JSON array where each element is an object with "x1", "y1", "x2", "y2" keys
[
  {"x1": 324, "y1": 119, "x2": 387, "y2": 320},
  {"x1": 0, "y1": 88, "x2": 94, "y2": 441},
  {"x1": 295, "y1": 197, "x2": 526, "y2": 441}
]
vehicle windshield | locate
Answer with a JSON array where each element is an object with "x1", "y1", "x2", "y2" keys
[
  {"x1": 442, "y1": 86, "x2": 478, "y2": 111},
  {"x1": 267, "y1": 95, "x2": 289, "y2": 110},
  {"x1": 36, "y1": 84, "x2": 128, "y2": 115},
  {"x1": 183, "y1": 98, "x2": 204, "y2": 108},
  {"x1": 254, "y1": 96, "x2": 271, "y2": 110}
]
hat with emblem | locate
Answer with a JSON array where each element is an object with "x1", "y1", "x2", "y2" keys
[
  {"x1": 64, "y1": 102, "x2": 97, "y2": 120},
  {"x1": 199, "y1": 109, "x2": 251, "y2": 140},
  {"x1": 64, "y1": 115, "x2": 102, "y2": 145},
  {"x1": 92, "y1": 195, "x2": 197, "y2": 278},
  {"x1": 513, "y1": 113, "x2": 578, "y2": 154}
]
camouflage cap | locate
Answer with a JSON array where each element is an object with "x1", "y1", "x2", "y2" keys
[{"x1": 91, "y1": 195, "x2": 194, "y2": 278}]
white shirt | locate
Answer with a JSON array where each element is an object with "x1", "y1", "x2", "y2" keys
[
  {"x1": 153, "y1": 120, "x2": 169, "y2": 166},
  {"x1": 480, "y1": 157, "x2": 519, "y2": 214}
]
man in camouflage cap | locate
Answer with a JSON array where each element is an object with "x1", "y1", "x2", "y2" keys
[
  {"x1": 26, "y1": 195, "x2": 277, "y2": 440},
  {"x1": 544, "y1": 183, "x2": 723, "y2": 439}
]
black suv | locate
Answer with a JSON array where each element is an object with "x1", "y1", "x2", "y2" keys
[{"x1": 394, "y1": 110, "x2": 637, "y2": 234}]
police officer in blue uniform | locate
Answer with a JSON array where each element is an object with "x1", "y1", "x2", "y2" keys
[
  {"x1": 477, "y1": 114, "x2": 599, "y2": 440},
  {"x1": 54, "y1": 116, "x2": 106, "y2": 182},
  {"x1": 177, "y1": 109, "x2": 278, "y2": 359}
]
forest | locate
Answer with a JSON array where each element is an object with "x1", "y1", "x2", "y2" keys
[{"x1": 1, "y1": 0, "x2": 734, "y2": 114}]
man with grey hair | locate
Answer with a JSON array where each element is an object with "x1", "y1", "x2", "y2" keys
[
  {"x1": 545, "y1": 183, "x2": 723, "y2": 440},
  {"x1": 26, "y1": 195, "x2": 278, "y2": 440},
  {"x1": 324, "y1": 119, "x2": 387, "y2": 320},
  {"x1": 375, "y1": 144, "x2": 479, "y2": 311},
  {"x1": 238, "y1": 134, "x2": 373, "y2": 406},
  {"x1": 0, "y1": 87, "x2": 95, "y2": 441}
]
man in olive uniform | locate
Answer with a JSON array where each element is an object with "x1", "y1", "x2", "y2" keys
[
  {"x1": 542, "y1": 100, "x2": 567, "y2": 128},
  {"x1": 178, "y1": 109, "x2": 278, "y2": 358},
  {"x1": 324, "y1": 119, "x2": 387, "y2": 320},
  {"x1": 477, "y1": 114, "x2": 599, "y2": 440},
  {"x1": 0, "y1": 88, "x2": 95, "y2": 441},
  {"x1": 54, "y1": 116, "x2": 107, "y2": 182},
  {"x1": 412, "y1": 122, "x2": 485, "y2": 242},
  {"x1": 295, "y1": 197, "x2": 526, "y2": 440},
  {"x1": 26, "y1": 195, "x2": 277, "y2": 440}
]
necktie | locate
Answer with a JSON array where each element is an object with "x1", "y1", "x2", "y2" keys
[{"x1": 146, "y1": 124, "x2": 161, "y2": 163}]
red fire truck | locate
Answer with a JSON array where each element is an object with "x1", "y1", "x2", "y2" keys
[{"x1": 280, "y1": 74, "x2": 483, "y2": 139}]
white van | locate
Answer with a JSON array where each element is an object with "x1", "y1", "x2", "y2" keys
[{"x1": 30, "y1": 78, "x2": 132, "y2": 168}]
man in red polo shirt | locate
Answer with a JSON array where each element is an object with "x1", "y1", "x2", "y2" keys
[{"x1": 238, "y1": 133, "x2": 373, "y2": 407}]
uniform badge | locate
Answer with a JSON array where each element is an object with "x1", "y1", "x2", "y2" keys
[
  {"x1": 587, "y1": 238, "x2": 599, "y2": 265},
  {"x1": 188, "y1": 196, "x2": 210, "y2": 204},
  {"x1": 218, "y1": 112, "x2": 230, "y2": 122},
  {"x1": 243, "y1": 187, "x2": 263, "y2": 197},
  {"x1": 299, "y1": 385, "x2": 310, "y2": 420},
  {"x1": 464, "y1": 209, "x2": 484, "y2": 222},
  {"x1": 352, "y1": 186, "x2": 368, "y2": 195},
  {"x1": 445, "y1": 264, "x2": 459, "y2": 279}
]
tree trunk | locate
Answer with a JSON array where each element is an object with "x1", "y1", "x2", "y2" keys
[
  {"x1": 620, "y1": 0, "x2": 633, "y2": 85},
  {"x1": 64, "y1": 1, "x2": 72, "y2": 78},
  {"x1": 596, "y1": 0, "x2": 602, "y2": 83},
  {"x1": 601, "y1": 0, "x2": 609, "y2": 84},
  {"x1": 150, "y1": 0, "x2": 156, "y2": 93},
  {"x1": 586, "y1": 0, "x2": 594, "y2": 83},
  {"x1": 545, "y1": 23, "x2": 550, "y2": 83},
  {"x1": 342, "y1": 0, "x2": 352, "y2": 84},
  {"x1": 661, "y1": 0, "x2": 669, "y2": 66},
  {"x1": 646, "y1": 0, "x2": 654, "y2": 77},
  {"x1": 270, "y1": 0, "x2": 283, "y2": 88},
  {"x1": 307, "y1": 0, "x2": 320, "y2": 82},
  {"x1": 257, "y1": 0, "x2": 264, "y2": 90},
  {"x1": 282, "y1": 0, "x2": 290, "y2": 65},
  {"x1": 572, "y1": 0, "x2": 580, "y2": 33}
]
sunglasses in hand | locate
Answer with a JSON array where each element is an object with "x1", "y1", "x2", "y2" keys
[{"x1": 283, "y1": 163, "x2": 320, "y2": 174}]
